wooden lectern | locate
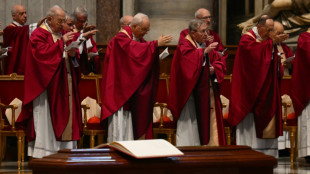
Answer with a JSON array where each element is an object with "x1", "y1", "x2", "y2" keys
[{"x1": 29, "y1": 146, "x2": 277, "y2": 174}]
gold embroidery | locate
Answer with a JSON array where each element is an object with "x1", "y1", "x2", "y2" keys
[{"x1": 185, "y1": 35, "x2": 197, "y2": 48}]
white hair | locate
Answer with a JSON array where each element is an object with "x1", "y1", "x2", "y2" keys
[
  {"x1": 131, "y1": 13, "x2": 148, "y2": 26},
  {"x1": 46, "y1": 5, "x2": 64, "y2": 17},
  {"x1": 73, "y1": 6, "x2": 88, "y2": 20},
  {"x1": 189, "y1": 19, "x2": 206, "y2": 32}
]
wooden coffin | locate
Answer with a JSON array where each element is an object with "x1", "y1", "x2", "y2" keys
[{"x1": 29, "y1": 145, "x2": 277, "y2": 174}]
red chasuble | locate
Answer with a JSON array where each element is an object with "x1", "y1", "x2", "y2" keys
[
  {"x1": 168, "y1": 35, "x2": 226, "y2": 145},
  {"x1": 3, "y1": 23, "x2": 30, "y2": 75},
  {"x1": 179, "y1": 28, "x2": 228, "y2": 73},
  {"x1": 227, "y1": 30, "x2": 282, "y2": 138},
  {"x1": 73, "y1": 30, "x2": 100, "y2": 74},
  {"x1": 19, "y1": 26, "x2": 82, "y2": 141},
  {"x1": 291, "y1": 31, "x2": 310, "y2": 117},
  {"x1": 101, "y1": 26, "x2": 159, "y2": 139}
]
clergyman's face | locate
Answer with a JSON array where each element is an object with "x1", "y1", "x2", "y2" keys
[
  {"x1": 74, "y1": 13, "x2": 87, "y2": 31},
  {"x1": 192, "y1": 23, "x2": 208, "y2": 44},
  {"x1": 13, "y1": 6, "x2": 27, "y2": 25},
  {"x1": 196, "y1": 10, "x2": 212, "y2": 28},
  {"x1": 48, "y1": 10, "x2": 66, "y2": 33},
  {"x1": 131, "y1": 18, "x2": 150, "y2": 40},
  {"x1": 258, "y1": 19, "x2": 274, "y2": 41},
  {"x1": 63, "y1": 18, "x2": 74, "y2": 32}
]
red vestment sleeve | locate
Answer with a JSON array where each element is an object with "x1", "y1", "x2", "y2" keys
[{"x1": 291, "y1": 32, "x2": 310, "y2": 117}]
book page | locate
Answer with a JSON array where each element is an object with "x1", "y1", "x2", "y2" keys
[
  {"x1": 109, "y1": 139, "x2": 184, "y2": 159},
  {"x1": 283, "y1": 56, "x2": 295, "y2": 63},
  {"x1": 65, "y1": 40, "x2": 83, "y2": 51},
  {"x1": 159, "y1": 47, "x2": 169, "y2": 60}
]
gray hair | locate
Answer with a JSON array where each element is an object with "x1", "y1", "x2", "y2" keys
[
  {"x1": 11, "y1": 6, "x2": 17, "y2": 15},
  {"x1": 46, "y1": 5, "x2": 64, "y2": 17},
  {"x1": 131, "y1": 13, "x2": 148, "y2": 26},
  {"x1": 73, "y1": 6, "x2": 88, "y2": 20},
  {"x1": 65, "y1": 11, "x2": 74, "y2": 20},
  {"x1": 11, "y1": 4, "x2": 25, "y2": 15},
  {"x1": 189, "y1": 19, "x2": 206, "y2": 32}
]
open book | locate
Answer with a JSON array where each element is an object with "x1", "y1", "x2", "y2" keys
[{"x1": 96, "y1": 139, "x2": 184, "y2": 159}]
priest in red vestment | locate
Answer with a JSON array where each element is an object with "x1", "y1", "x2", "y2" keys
[
  {"x1": 101, "y1": 13, "x2": 172, "y2": 142},
  {"x1": 178, "y1": 8, "x2": 228, "y2": 73},
  {"x1": 2, "y1": 4, "x2": 34, "y2": 75},
  {"x1": 227, "y1": 15, "x2": 288, "y2": 157},
  {"x1": 291, "y1": 28, "x2": 310, "y2": 160},
  {"x1": 72, "y1": 6, "x2": 100, "y2": 75},
  {"x1": 168, "y1": 19, "x2": 226, "y2": 146},
  {"x1": 19, "y1": 5, "x2": 82, "y2": 158}
]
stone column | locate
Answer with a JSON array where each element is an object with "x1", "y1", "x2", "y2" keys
[
  {"x1": 219, "y1": 0, "x2": 227, "y2": 45},
  {"x1": 96, "y1": 0, "x2": 121, "y2": 43},
  {"x1": 123, "y1": 0, "x2": 135, "y2": 16}
]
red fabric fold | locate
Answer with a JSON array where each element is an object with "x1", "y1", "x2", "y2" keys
[{"x1": 3, "y1": 23, "x2": 30, "y2": 75}]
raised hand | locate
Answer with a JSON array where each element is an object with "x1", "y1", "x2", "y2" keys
[
  {"x1": 82, "y1": 29, "x2": 99, "y2": 39},
  {"x1": 204, "y1": 42, "x2": 218, "y2": 54},
  {"x1": 83, "y1": 23, "x2": 96, "y2": 33},
  {"x1": 158, "y1": 34, "x2": 173, "y2": 47},
  {"x1": 62, "y1": 31, "x2": 75, "y2": 43}
]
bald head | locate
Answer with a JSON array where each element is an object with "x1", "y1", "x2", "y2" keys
[
  {"x1": 11, "y1": 4, "x2": 27, "y2": 25},
  {"x1": 120, "y1": 15, "x2": 133, "y2": 28},
  {"x1": 46, "y1": 5, "x2": 66, "y2": 33},
  {"x1": 273, "y1": 21, "x2": 284, "y2": 35},
  {"x1": 194, "y1": 8, "x2": 212, "y2": 28}
]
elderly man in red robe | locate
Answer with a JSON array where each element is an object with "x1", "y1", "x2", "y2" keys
[
  {"x1": 178, "y1": 8, "x2": 228, "y2": 73},
  {"x1": 72, "y1": 6, "x2": 100, "y2": 75},
  {"x1": 20, "y1": 5, "x2": 82, "y2": 158},
  {"x1": 101, "y1": 13, "x2": 172, "y2": 143},
  {"x1": 291, "y1": 28, "x2": 310, "y2": 162},
  {"x1": 3, "y1": 4, "x2": 37, "y2": 75},
  {"x1": 168, "y1": 19, "x2": 226, "y2": 146},
  {"x1": 228, "y1": 15, "x2": 288, "y2": 157}
]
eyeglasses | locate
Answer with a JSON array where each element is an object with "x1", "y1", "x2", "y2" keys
[
  {"x1": 195, "y1": 29, "x2": 208, "y2": 34},
  {"x1": 199, "y1": 16, "x2": 212, "y2": 20},
  {"x1": 139, "y1": 25, "x2": 150, "y2": 32}
]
